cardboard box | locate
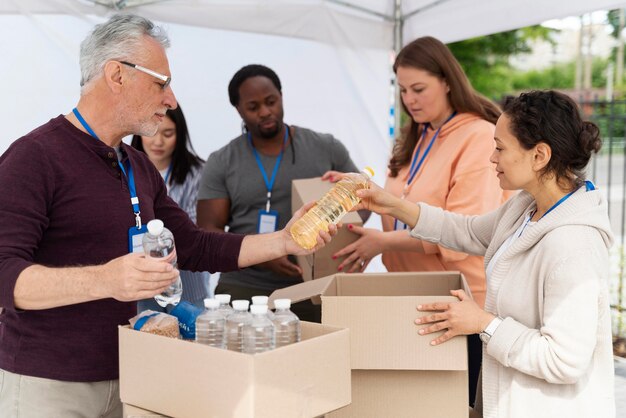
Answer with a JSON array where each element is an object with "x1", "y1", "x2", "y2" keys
[
  {"x1": 123, "y1": 403, "x2": 169, "y2": 418},
  {"x1": 291, "y1": 177, "x2": 363, "y2": 281},
  {"x1": 269, "y1": 272, "x2": 470, "y2": 418},
  {"x1": 119, "y1": 321, "x2": 351, "y2": 418}
]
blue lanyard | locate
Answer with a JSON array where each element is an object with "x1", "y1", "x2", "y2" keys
[
  {"x1": 404, "y1": 112, "x2": 457, "y2": 195},
  {"x1": 248, "y1": 126, "x2": 289, "y2": 212},
  {"x1": 72, "y1": 107, "x2": 143, "y2": 228},
  {"x1": 518, "y1": 180, "x2": 595, "y2": 237},
  {"x1": 164, "y1": 163, "x2": 173, "y2": 185}
]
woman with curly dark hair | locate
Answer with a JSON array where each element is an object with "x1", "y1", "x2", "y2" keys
[{"x1": 356, "y1": 90, "x2": 615, "y2": 418}]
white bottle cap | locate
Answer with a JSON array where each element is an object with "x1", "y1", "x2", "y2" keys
[
  {"x1": 204, "y1": 298, "x2": 220, "y2": 309},
  {"x1": 146, "y1": 219, "x2": 164, "y2": 236},
  {"x1": 232, "y1": 300, "x2": 250, "y2": 311},
  {"x1": 250, "y1": 304, "x2": 268, "y2": 315},
  {"x1": 361, "y1": 166, "x2": 375, "y2": 179},
  {"x1": 251, "y1": 295, "x2": 269, "y2": 306},
  {"x1": 274, "y1": 299, "x2": 292, "y2": 309},
  {"x1": 215, "y1": 294, "x2": 231, "y2": 304}
]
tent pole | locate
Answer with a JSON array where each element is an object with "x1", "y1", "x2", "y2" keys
[{"x1": 392, "y1": 0, "x2": 403, "y2": 143}]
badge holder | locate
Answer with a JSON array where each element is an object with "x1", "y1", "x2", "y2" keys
[
  {"x1": 128, "y1": 212, "x2": 148, "y2": 253},
  {"x1": 258, "y1": 209, "x2": 279, "y2": 234}
]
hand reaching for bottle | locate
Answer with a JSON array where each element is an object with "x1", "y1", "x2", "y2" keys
[
  {"x1": 321, "y1": 170, "x2": 347, "y2": 183},
  {"x1": 283, "y1": 201, "x2": 337, "y2": 255}
]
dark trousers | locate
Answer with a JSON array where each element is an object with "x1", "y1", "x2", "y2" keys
[
  {"x1": 467, "y1": 333, "x2": 482, "y2": 407},
  {"x1": 214, "y1": 282, "x2": 321, "y2": 323}
]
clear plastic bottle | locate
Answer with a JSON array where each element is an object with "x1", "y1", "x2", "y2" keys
[
  {"x1": 215, "y1": 294, "x2": 234, "y2": 318},
  {"x1": 195, "y1": 299, "x2": 225, "y2": 348},
  {"x1": 243, "y1": 305, "x2": 276, "y2": 354},
  {"x1": 251, "y1": 295, "x2": 274, "y2": 320},
  {"x1": 290, "y1": 167, "x2": 374, "y2": 250},
  {"x1": 142, "y1": 219, "x2": 183, "y2": 307},
  {"x1": 272, "y1": 298, "x2": 301, "y2": 347},
  {"x1": 224, "y1": 300, "x2": 252, "y2": 352}
]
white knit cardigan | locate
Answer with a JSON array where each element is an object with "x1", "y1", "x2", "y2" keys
[{"x1": 411, "y1": 187, "x2": 616, "y2": 418}]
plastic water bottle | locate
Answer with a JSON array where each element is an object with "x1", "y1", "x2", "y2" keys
[
  {"x1": 143, "y1": 219, "x2": 183, "y2": 307},
  {"x1": 243, "y1": 305, "x2": 275, "y2": 354},
  {"x1": 290, "y1": 167, "x2": 374, "y2": 249},
  {"x1": 225, "y1": 300, "x2": 252, "y2": 352},
  {"x1": 272, "y1": 298, "x2": 301, "y2": 347},
  {"x1": 215, "y1": 294, "x2": 234, "y2": 318},
  {"x1": 195, "y1": 299, "x2": 225, "y2": 348},
  {"x1": 251, "y1": 295, "x2": 274, "y2": 319}
]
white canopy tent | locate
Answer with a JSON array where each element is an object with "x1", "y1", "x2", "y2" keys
[
  {"x1": 1, "y1": 0, "x2": 625, "y2": 276},
  {"x1": 3, "y1": 0, "x2": 626, "y2": 171}
]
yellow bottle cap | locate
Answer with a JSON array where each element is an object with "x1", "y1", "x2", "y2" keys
[{"x1": 362, "y1": 166, "x2": 375, "y2": 178}]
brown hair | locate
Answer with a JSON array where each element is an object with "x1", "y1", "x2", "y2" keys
[
  {"x1": 388, "y1": 36, "x2": 501, "y2": 177},
  {"x1": 502, "y1": 90, "x2": 601, "y2": 190}
]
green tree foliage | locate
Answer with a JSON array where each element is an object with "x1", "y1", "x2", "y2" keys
[
  {"x1": 510, "y1": 58, "x2": 608, "y2": 92},
  {"x1": 607, "y1": 9, "x2": 623, "y2": 38},
  {"x1": 447, "y1": 26, "x2": 554, "y2": 98}
]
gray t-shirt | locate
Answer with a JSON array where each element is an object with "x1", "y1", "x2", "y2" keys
[{"x1": 198, "y1": 125, "x2": 358, "y2": 290}]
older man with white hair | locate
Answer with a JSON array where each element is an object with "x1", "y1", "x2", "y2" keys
[{"x1": 0, "y1": 14, "x2": 332, "y2": 417}]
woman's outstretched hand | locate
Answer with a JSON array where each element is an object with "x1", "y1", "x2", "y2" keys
[
  {"x1": 353, "y1": 181, "x2": 420, "y2": 228},
  {"x1": 353, "y1": 182, "x2": 401, "y2": 215}
]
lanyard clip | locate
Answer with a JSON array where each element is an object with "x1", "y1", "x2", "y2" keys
[
  {"x1": 266, "y1": 191, "x2": 271, "y2": 212},
  {"x1": 135, "y1": 212, "x2": 142, "y2": 229},
  {"x1": 401, "y1": 185, "x2": 409, "y2": 200}
]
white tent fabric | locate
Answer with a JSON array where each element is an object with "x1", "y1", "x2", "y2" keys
[
  {"x1": 2, "y1": 0, "x2": 626, "y2": 275},
  {"x1": 4, "y1": 1, "x2": 626, "y2": 47}
]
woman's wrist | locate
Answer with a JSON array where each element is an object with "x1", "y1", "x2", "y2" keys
[{"x1": 391, "y1": 199, "x2": 421, "y2": 229}]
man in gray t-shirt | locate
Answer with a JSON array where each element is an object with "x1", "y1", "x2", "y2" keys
[{"x1": 197, "y1": 64, "x2": 358, "y2": 321}]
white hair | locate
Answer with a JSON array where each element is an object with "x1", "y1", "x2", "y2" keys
[{"x1": 79, "y1": 14, "x2": 170, "y2": 88}]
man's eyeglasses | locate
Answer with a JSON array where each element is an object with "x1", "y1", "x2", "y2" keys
[{"x1": 120, "y1": 61, "x2": 171, "y2": 90}]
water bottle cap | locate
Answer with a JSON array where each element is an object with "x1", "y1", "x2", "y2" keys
[
  {"x1": 250, "y1": 304, "x2": 268, "y2": 314},
  {"x1": 215, "y1": 294, "x2": 231, "y2": 304},
  {"x1": 146, "y1": 219, "x2": 164, "y2": 236},
  {"x1": 203, "y1": 298, "x2": 220, "y2": 309},
  {"x1": 251, "y1": 295, "x2": 269, "y2": 306},
  {"x1": 232, "y1": 300, "x2": 250, "y2": 311},
  {"x1": 361, "y1": 166, "x2": 375, "y2": 179},
  {"x1": 274, "y1": 299, "x2": 292, "y2": 309}
]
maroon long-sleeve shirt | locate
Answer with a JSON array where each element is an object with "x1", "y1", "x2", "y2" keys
[{"x1": 0, "y1": 116, "x2": 244, "y2": 381}]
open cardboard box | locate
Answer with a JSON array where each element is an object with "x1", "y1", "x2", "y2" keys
[
  {"x1": 269, "y1": 272, "x2": 471, "y2": 418},
  {"x1": 119, "y1": 321, "x2": 351, "y2": 418},
  {"x1": 291, "y1": 177, "x2": 363, "y2": 281}
]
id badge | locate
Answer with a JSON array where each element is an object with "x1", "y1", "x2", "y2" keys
[
  {"x1": 128, "y1": 225, "x2": 148, "y2": 253},
  {"x1": 394, "y1": 218, "x2": 409, "y2": 231},
  {"x1": 257, "y1": 209, "x2": 279, "y2": 234}
]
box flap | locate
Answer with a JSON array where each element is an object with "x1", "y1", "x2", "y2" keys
[
  {"x1": 268, "y1": 275, "x2": 337, "y2": 308},
  {"x1": 334, "y1": 272, "x2": 465, "y2": 296}
]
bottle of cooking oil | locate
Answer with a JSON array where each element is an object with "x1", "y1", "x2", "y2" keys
[{"x1": 290, "y1": 167, "x2": 374, "y2": 250}]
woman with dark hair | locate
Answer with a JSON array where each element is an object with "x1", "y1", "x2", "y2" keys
[
  {"x1": 329, "y1": 36, "x2": 509, "y2": 404},
  {"x1": 355, "y1": 90, "x2": 615, "y2": 417},
  {"x1": 131, "y1": 105, "x2": 210, "y2": 312}
]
